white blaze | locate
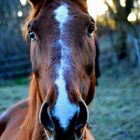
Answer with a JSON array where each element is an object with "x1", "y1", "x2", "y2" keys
[{"x1": 52, "y1": 4, "x2": 79, "y2": 129}]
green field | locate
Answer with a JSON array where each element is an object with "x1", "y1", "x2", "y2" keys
[
  {"x1": 0, "y1": 67, "x2": 140, "y2": 140},
  {"x1": 90, "y1": 69, "x2": 140, "y2": 140}
]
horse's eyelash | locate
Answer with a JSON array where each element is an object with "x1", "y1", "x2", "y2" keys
[
  {"x1": 27, "y1": 22, "x2": 36, "y2": 31},
  {"x1": 90, "y1": 18, "x2": 95, "y2": 25},
  {"x1": 27, "y1": 22, "x2": 32, "y2": 29}
]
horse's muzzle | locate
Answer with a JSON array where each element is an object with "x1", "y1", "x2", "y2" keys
[{"x1": 39, "y1": 100, "x2": 88, "y2": 133}]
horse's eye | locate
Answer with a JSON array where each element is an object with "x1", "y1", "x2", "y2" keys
[
  {"x1": 87, "y1": 24, "x2": 95, "y2": 36},
  {"x1": 29, "y1": 31, "x2": 36, "y2": 39}
]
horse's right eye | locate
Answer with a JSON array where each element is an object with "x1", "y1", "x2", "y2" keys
[
  {"x1": 87, "y1": 24, "x2": 95, "y2": 37},
  {"x1": 29, "y1": 31, "x2": 36, "y2": 39}
]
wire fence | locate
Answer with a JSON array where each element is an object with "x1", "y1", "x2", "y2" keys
[{"x1": 0, "y1": 54, "x2": 31, "y2": 79}]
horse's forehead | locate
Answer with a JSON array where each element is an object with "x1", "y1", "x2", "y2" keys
[
  {"x1": 54, "y1": 4, "x2": 69, "y2": 25},
  {"x1": 52, "y1": 3, "x2": 79, "y2": 129},
  {"x1": 40, "y1": 1, "x2": 80, "y2": 20},
  {"x1": 34, "y1": 1, "x2": 87, "y2": 32}
]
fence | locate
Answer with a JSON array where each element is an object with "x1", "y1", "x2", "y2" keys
[{"x1": 0, "y1": 54, "x2": 31, "y2": 79}]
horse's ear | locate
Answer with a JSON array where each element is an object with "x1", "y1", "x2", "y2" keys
[
  {"x1": 28, "y1": 0, "x2": 50, "y2": 7},
  {"x1": 28, "y1": 0, "x2": 40, "y2": 7},
  {"x1": 74, "y1": 0, "x2": 88, "y2": 12}
]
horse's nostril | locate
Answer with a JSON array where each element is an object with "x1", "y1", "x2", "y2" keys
[
  {"x1": 39, "y1": 102, "x2": 54, "y2": 132},
  {"x1": 74, "y1": 101, "x2": 88, "y2": 130}
]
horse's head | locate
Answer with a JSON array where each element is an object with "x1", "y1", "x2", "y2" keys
[{"x1": 26, "y1": 0, "x2": 96, "y2": 139}]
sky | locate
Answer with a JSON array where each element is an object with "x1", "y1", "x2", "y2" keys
[{"x1": 87, "y1": 0, "x2": 108, "y2": 19}]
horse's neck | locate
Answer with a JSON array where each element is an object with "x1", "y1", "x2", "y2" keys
[{"x1": 17, "y1": 74, "x2": 46, "y2": 140}]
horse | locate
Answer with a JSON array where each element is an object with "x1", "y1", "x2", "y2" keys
[{"x1": 0, "y1": 0, "x2": 96, "y2": 139}]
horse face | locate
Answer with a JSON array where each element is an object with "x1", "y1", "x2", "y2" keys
[{"x1": 27, "y1": 0, "x2": 96, "y2": 139}]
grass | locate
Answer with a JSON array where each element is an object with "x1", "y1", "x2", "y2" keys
[
  {"x1": 0, "y1": 77, "x2": 29, "y2": 87},
  {"x1": 0, "y1": 66, "x2": 140, "y2": 140},
  {"x1": 89, "y1": 66, "x2": 140, "y2": 140},
  {"x1": 0, "y1": 77, "x2": 29, "y2": 112}
]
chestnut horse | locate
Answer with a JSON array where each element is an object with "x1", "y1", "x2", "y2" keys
[{"x1": 0, "y1": 0, "x2": 96, "y2": 139}]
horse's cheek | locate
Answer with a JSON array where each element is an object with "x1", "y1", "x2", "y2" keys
[
  {"x1": 30, "y1": 43, "x2": 40, "y2": 74},
  {"x1": 85, "y1": 77, "x2": 96, "y2": 105}
]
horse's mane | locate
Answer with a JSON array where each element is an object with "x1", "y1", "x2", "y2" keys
[{"x1": 17, "y1": 74, "x2": 45, "y2": 140}]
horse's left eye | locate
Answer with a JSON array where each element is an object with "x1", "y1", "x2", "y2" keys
[
  {"x1": 87, "y1": 24, "x2": 95, "y2": 36},
  {"x1": 29, "y1": 31, "x2": 36, "y2": 39}
]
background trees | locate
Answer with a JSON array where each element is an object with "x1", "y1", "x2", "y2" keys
[
  {"x1": 97, "y1": 0, "x2": 140, "y2": 67},
  {"x1": 0, "y1": 0, "x2": 140, "y2": 79},
  {"x1": 0, "y1": 0, "x2": 29, "y2": 58}
]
